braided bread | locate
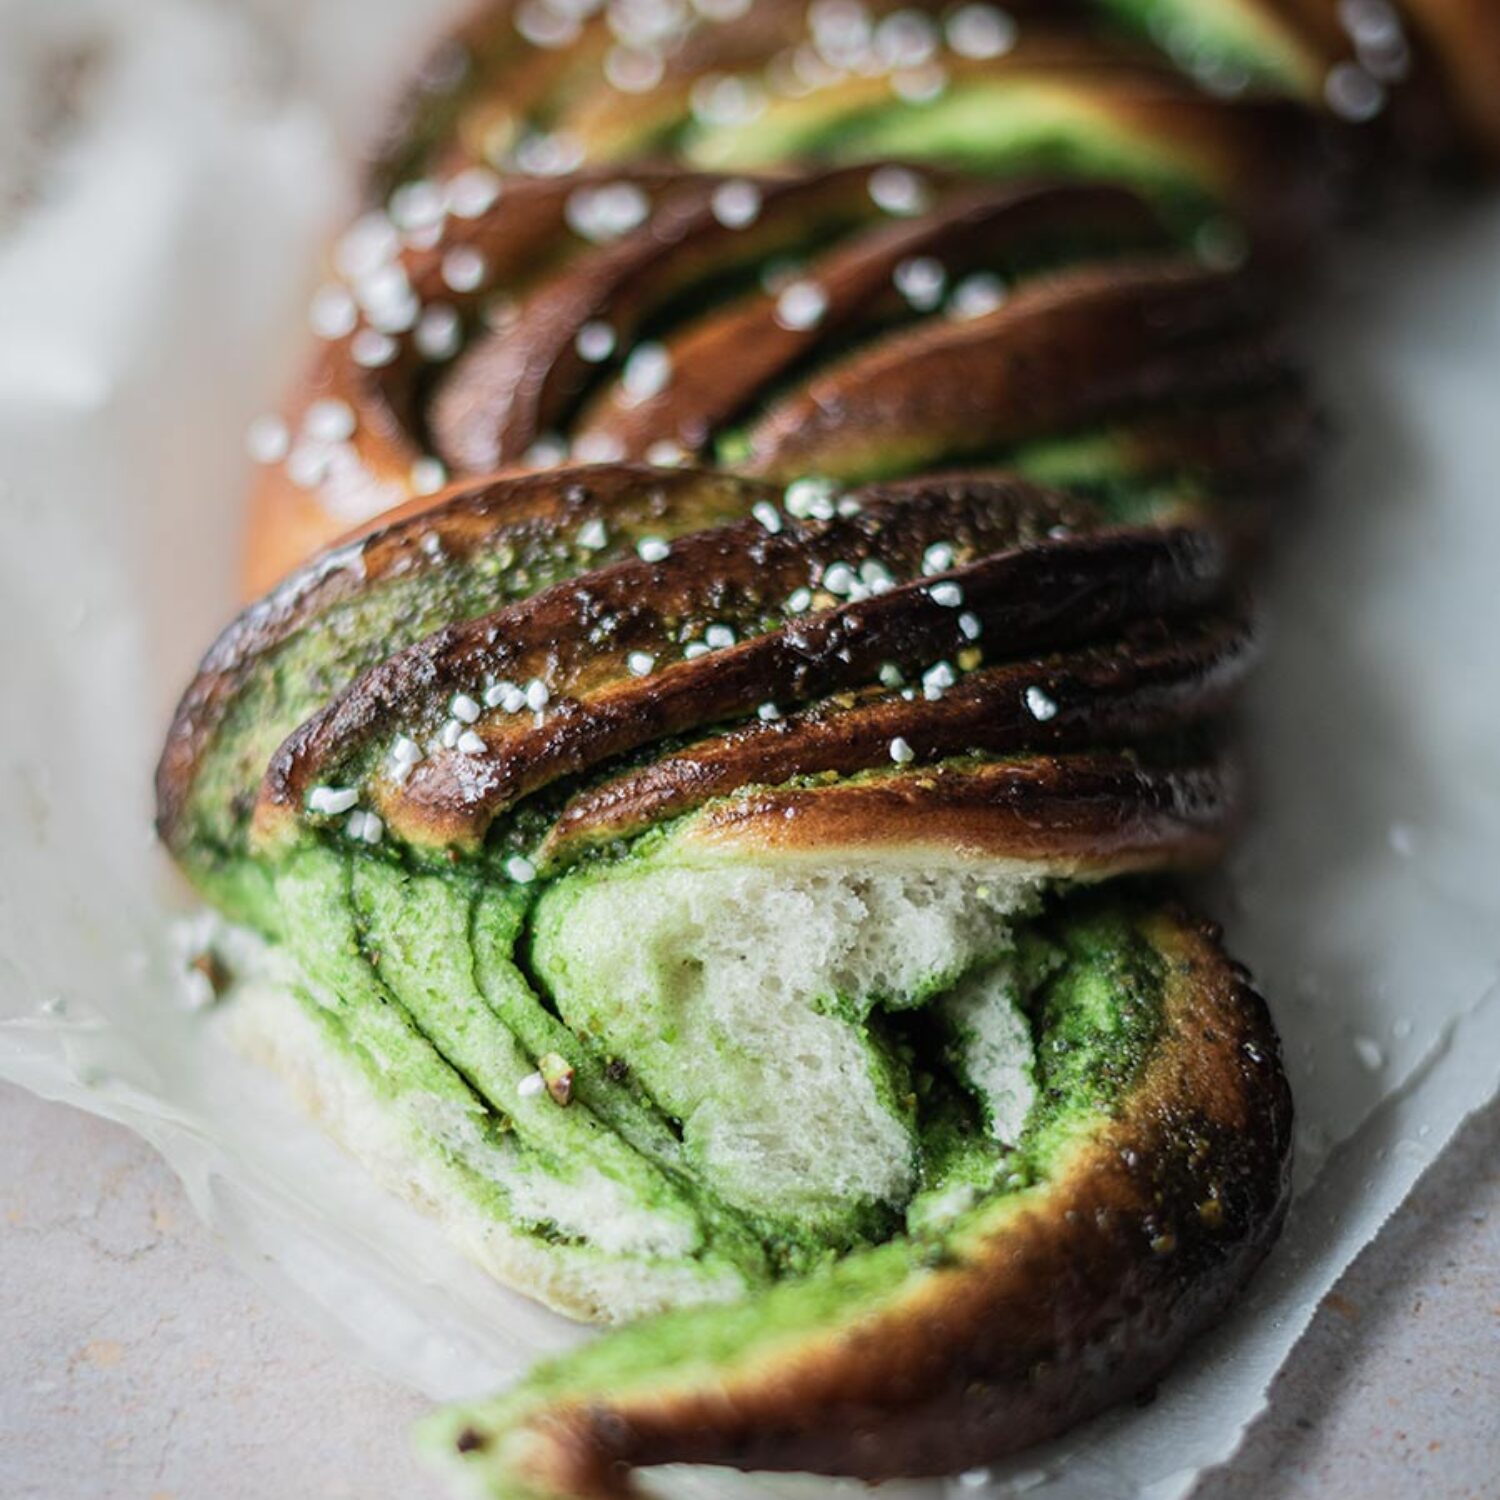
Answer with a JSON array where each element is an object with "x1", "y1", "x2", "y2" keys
[{"x1": 157, "y1": 0, "x2": 1494, "y2": 1494}]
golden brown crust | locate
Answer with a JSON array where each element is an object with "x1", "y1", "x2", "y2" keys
[
  {"x1": 449, "y1": 902, "x2": 1292, "y2": 1494},
  {"x1": 736, "y1": 257, "x2": 1282, "y2": 480},
  {"x1": 674, "y1": 749, "x2": 1242, "y2": 873},
  {"x1": 241, "y1": 167, "x2": 702, "y2": 595}
]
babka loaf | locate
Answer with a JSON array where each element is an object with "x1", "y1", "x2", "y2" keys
[
  {"x1": 160, "y1": 459, "x2": 1284, "y2": 1488},
  {"x1": 157, "y1": 0, "x2": 1495, "y2": 1493}
]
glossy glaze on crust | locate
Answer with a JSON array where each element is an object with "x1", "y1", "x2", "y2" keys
[
  {"x1": 157, "y1": 466, "x2": 780, "y2": 854},
  {"x1": 427, "y1": 164, "x2": 898, "y2": 473},
  {"x1": 454, "y1": 178, "x2": 1168, "y2": 469},
  {"x1": 252, "y1": 495, "x2": 1228, "y2": 853},
  {"x1": 422, "y1": 900, "x2": 1293, "y2": 1497},
  {"x1": 733, "y1": 257, "x2": 1283, "y2": 480},
  {"x1": 161, "y1": 463, "x2": 1252, "y2": 976},
  {"x1": 539, "y1": 612, "x2": 1255, "y2": 862},
  {"x1": 162, "y1": 463, "x2": 1249, "y2": 896},
  {"x1": 242, "y1": 164, "x2": 1296, "y2": 592}
]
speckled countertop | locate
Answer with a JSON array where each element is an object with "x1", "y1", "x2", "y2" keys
[{"x1": 2, "y1": 1080, "x2": 1497, "y2": 1500}]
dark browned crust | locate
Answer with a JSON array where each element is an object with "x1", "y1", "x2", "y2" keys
[
  {"x1": 156, "y1": 466, "x2": 775, "y2": 851},
  {"x1": 1088, "y1": 80, "x2": 1355, "y2": 241},
  {"x1": 570, "y1": 180, "x2": 1169, "y2": 460},
  {"x1": 1277, "y1": 0, "x2": 1471, "y2": 166},
  {"x1": 240, "y1": 170, "x2": 1188, "y2": 593},
  {"x1": 255, "y1": 496, "x2": 1227, "y2": 852},
  {"x1": 428, "y1": 165, "x2": 903, "y2": 472},
  {"x1": 739, "y1": 258, "x2": 1283, "y2": 480},
  {"x1": 450, "y1": 902, "x2": 1293, "y2": 1495},
  {"x1": 540, "y1": 613, "x2": 1255, "y2": 863}
]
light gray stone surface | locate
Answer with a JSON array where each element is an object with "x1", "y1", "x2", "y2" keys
[{"x1": 2, "y1": 1079, "x2": 1497, "y2": 1499}]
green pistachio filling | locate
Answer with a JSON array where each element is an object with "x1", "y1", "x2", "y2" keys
[
  {"x1": 1096, "y1": 0, "x2": 1326, "y2": 96},
  {"x1": 217, "y1": 754, "x2": 1169, "y2": 1305},
  {"x1": 412, "y1": 889, "x2": 1167, "y2": 1497}
]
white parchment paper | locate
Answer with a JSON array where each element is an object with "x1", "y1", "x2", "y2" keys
[{"x1": 2, "y1": 4, "x2": 1498, "y2": 1496}]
